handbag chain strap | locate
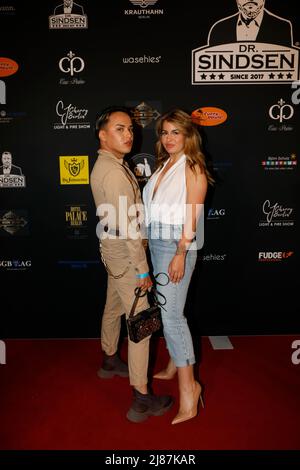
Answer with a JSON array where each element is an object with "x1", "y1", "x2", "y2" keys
[{"x1": 129, "y1": 272, "x2": 169, "y2": 318}]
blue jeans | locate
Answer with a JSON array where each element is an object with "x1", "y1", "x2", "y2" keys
[{"x1": 148, "y1": 222, "x2": 197, "y2": 367}]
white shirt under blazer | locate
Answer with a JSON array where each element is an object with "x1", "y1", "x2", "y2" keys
[{"x1": 143, "y1": 153, "x2": 187, "y2": 226}]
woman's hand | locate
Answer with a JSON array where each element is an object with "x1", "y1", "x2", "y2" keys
[{"x1": 168, "y1": 254, "x2": 186, "y2": 284}]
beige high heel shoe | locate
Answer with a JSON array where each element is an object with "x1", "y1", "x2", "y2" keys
[
  {"x1": 171, "y1": 381, "x2": 204, "y2": 425},
  {"x1": 153, "y1": 359, "x2": 177, "y2": 380}
]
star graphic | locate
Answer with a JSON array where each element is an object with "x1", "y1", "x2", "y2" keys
[
  {"x1": 269, "y1": 73, "x2": 275, "y2": 79},
  {"x1": 218, "y1": 73, "x2": 225, "y2": 80},
  {"x1": 209, "y1": 73, "x2": 216, "y2": 80},
  {"x1": 201, "y1": 73, "x2": 207, "y2": 80},
  {"x1": 278, "y1": 73, "x2": 284, "y2": 79},
  {"x1": 286, "y1": 72, "x2": 293, "y2": 79}
]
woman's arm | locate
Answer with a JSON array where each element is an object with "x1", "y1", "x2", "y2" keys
[
  {"x1": 177, "y1": 164, "x2": 208, "y2": 254},
  {"x1": 168, "y1": 165, "x2": 207, "y2": 283}
]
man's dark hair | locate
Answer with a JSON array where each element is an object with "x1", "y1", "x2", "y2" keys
[{"x1": 94, "y1": 105, "x2": 132, "y2": 140}]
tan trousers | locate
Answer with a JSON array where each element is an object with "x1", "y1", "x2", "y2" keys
[{"x1": 101, "y1": 257, "x2": 150, "y2": 387}]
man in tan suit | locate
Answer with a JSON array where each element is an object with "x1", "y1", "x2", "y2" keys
[{"x1": 90, "y1": 106, "x2": 172, "y2": 422}]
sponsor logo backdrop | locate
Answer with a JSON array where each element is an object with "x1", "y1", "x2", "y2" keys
[{"x1": 1, "y1": 0, "x2": 299, "y2": 337}]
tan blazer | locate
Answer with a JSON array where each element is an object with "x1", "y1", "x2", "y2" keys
[{"x1": 90, "y1": 149, "x2": 149, "y2": 275}]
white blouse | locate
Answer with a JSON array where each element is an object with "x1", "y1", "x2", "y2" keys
[{"x1": 142, "y1": 154, "x2": 186, "y2": 226}]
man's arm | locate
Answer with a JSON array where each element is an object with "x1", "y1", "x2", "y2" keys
[{"x1": 102, "y1": 168, "x2": 149, "y2": 276}]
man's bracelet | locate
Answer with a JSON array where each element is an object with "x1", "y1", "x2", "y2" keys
[{"x1": 136, "y1": 272, "x2": 149, "y2": 279}]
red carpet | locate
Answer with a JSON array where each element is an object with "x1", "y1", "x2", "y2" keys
[{"x1": 0, "y1": 336, "x2": 300, "y2": 450}]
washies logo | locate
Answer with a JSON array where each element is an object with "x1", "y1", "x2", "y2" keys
[{"x1": 59, "y1": 156, "x2": 89, "y2": 184}]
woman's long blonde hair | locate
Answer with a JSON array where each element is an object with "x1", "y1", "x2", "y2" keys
[{"x1": 155, "y1": 108, "x2": 214, "y2": 185}]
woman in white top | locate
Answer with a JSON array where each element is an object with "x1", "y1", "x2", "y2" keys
[{"x1": 143, "y1": 109, "x2": 214, "y2": 425}]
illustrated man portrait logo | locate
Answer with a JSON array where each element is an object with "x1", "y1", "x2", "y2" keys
[
  {"x1": 208, "y1": 0, "x2": 293, "y2": 46},
  {"x1": 54, "y1": 0, "x2": 84, "y2": 16},
  {"x1": 192, "y1": 0, "x2": 299, "y2": 85},
  {"x1": 0, "y1": 151, "x2": 22, "y2": 176},
  {"x1": 49, "y1": 0, "x2": 87, "y2": 29}
]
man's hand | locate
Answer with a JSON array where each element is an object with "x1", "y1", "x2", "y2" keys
[{"x1": 137, "y1": 274, "x2": 153, "y2": 291}]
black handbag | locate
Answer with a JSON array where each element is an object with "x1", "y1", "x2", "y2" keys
[{"x1": 126, "y1": 274, "x2": 169, "y2": 344}]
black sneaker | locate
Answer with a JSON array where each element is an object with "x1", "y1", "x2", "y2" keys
[
  {"x1": 97, "y1": 353, "x2": 129, "y2": 378},
  {"x1": 127, "y1": 388, "x2": 173, "y2": 423}
]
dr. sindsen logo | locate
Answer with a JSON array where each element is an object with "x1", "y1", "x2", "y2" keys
[
  {"x1": 192, "y1": 0, "x2": 300, "y2": 85},
  {"x1": 0, "y1": 151, "x2": 26, "y2": 188},
  {"x1": 49, "y1": 0, "x2": 88, "y2": 29}
]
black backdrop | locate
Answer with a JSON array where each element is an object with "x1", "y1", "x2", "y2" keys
[{"x1": 1, "y1": 0, "x2": 299, "y2": 338}]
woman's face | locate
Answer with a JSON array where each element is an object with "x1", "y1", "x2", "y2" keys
[{"x1": 160, "y1": 120, "x2": 186, "y2": 159}]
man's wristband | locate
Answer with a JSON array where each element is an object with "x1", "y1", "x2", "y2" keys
[{"x1": 136, "y1": 272, "x2": 149, "y2": 279}]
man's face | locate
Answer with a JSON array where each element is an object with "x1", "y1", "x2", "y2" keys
[
  {"x1": 64, "y1": 0, "x2": 73, "y2": 8},
  {"x1": 99, "y1": 112, "x2": 133, "y2": 159},
  {"x1": 236, "y1": 0, "x2": 265, "y2": 19},
  {"x1": 2, "y1": 152, "x2": 12, "y2": 167}
]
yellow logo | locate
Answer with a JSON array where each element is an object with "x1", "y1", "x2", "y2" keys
[
  {"x1": 65, "y1": 206, "x2": 87, "y2": 226},
  {"x1": 59, "y1": 156, "x2": 89, "y2": 184}
]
